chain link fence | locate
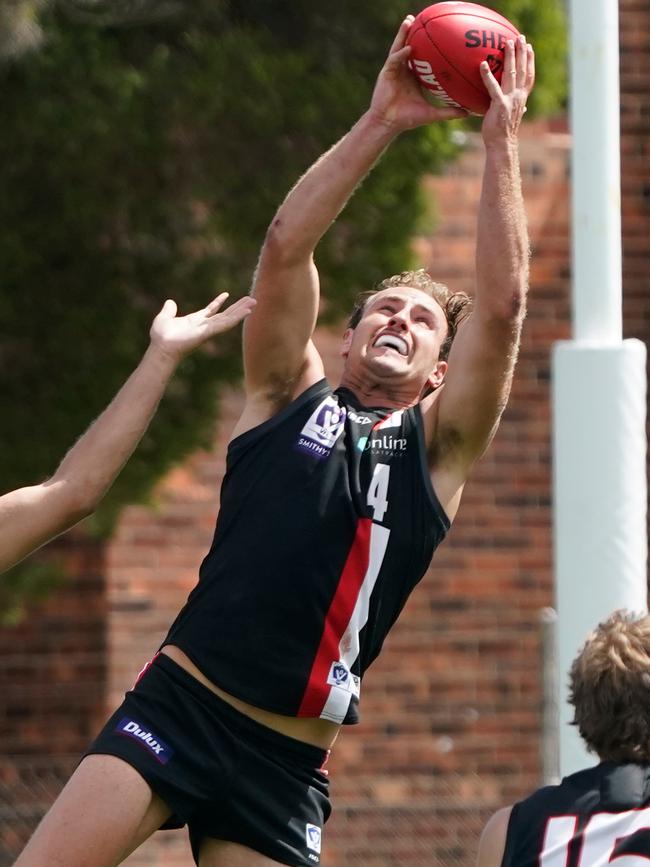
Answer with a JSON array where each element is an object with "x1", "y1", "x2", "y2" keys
[
  {"x1": 0, "y1": 756, "x2": 497, "y2": 866},
  {"x1": 0, "y1": 756, "x2": 76, "y2": 865}
]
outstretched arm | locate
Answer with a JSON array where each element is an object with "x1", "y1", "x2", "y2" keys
[
  {"x1": 0, "y1": 293, "x2": 255, "y2": 573},
  {"x1": 236, "y1": 16, "x2": 466, "y2": 434},
  {"x1": 426, "y1": 36, "x2": 535, "y2": 519}
]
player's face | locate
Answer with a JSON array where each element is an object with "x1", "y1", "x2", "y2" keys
[{"x1": 342, "y1": 287, "x2": 449, "y2": 390}]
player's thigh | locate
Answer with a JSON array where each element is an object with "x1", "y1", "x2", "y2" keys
[
  {"x1": 14, "y1": 754, "x2": 171, "y2": 867},
  {"x1": 199, "y1": 838, "x2": 285, "y2": 866}
]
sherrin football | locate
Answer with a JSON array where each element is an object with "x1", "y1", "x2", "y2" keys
[{"x1": 406, "y1": 2, "x2": 520, "y2": 115}]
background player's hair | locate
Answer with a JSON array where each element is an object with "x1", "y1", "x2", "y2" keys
[
  {"x1": 569, "y1": 610, "x2": 650, "y2": 761},
  {"x1": 347, "y1": 270, "x2": 472, "y2": 361}
]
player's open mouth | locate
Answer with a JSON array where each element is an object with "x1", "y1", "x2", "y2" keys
[{"x1": 373, "y1": 333, "x2": 409, "y2": 356}]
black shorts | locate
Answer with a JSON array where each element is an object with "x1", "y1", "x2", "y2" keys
[{"x1": 85, "y1": 654, "x2": 331, "y2": 866}]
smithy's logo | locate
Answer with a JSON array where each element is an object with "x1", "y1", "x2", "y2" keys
[
  {"x1": 115, "y1": 718, "x2": 174, "y2": 764},
  {"x1": 296, "y1": 397, "x2": 346, "y2": 459}
]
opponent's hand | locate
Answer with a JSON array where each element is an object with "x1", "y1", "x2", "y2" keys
[
  {"x1": 480, "y1": 35, "x2": 535, "y2": 147},
  {"x1": 149, "y1": 293, "x2": 256, "y2": 363},
  {"x1": 368, "y1": 15, "x2": 467, "y2": 132}
]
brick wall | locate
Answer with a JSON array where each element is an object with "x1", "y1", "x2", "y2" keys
[
  {"x1": 0, "y1": 535, "x2": 107, "y2": 862},
  {"x1": 1, "y1": 2, "x2": 648, "y2": 864},
  {"x1": 0, "y1": 534, "x2": 107, "y2": 755},
  {"x1": 621, "y1": 1, "x2": 650, "y2": 349}
]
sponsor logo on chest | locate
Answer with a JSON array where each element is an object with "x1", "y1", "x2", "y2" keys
[
  {"x1": 347, "y1": 409, "x2": 373, "y2": 425},
  {"x1": 296, "y1": 396, "x2": 346, "y2": 459},
  {"x1": 356, "y1": 432, "x2": 407, "y2": 454},
  {"x1": 357, "y1": 409, "x2": 407, "y2": 455}
]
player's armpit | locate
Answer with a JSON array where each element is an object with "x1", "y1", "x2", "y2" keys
[
  {"x1": 233, "y1": 339, "x2": 325, "y2": 442},
  {"x1": 422, "y1": 308, "x2": 522, "y2": 519}
]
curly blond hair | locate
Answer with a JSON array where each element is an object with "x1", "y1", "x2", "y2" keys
[
  {"x1": 569, "y1": 610, "x2": 650, "y2": 761},
  {"x1": 347, "y1": 270, "x2": 472, "y2": 362}
]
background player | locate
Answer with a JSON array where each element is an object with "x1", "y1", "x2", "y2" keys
[
  {"x1": 477, "y1": 609, "x2": 650, "y2": 867},
  {"x1": 0, "y1": 292, "x2": 255, "y2": 574}
]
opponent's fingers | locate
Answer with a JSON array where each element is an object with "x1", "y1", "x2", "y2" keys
[
  {"x1": 389, "y1": 15, "x2": 414, "y2": 55},
  {"x1": 480, "y1": 60, "x2": 502, "y2": 100},
  {"x1": 158, "y1": 298, "x2": 178, "y2": 319},
  {"x1": 204, "y1": 292, "x2": 230, "y2": 317},
  {"x1": 149, "y1": 299, "x2": 178, "y2": 340},
  {"x1": 208, "y1": 296, "x2": 256, "y2": 330},
  {"x1": 227, "y1": 296, "x2": 256, "y2": 314}
]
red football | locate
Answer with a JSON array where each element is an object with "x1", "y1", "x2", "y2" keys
[{"x1": 406, "y1": 2, "x2": 520, "y2": 115}]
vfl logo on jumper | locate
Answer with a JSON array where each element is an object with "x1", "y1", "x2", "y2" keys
[
  {"x1": 327, "y1": 661, "x2": 360, "y2": 697},
  {"x1": 115, "y1": 718, "x2": 173, "y2": 764},
  {"x1": 296, "y1": 397, "x2": 346, "y2": 459},
  {"x1": 329, "y1": 661, "x2": 349, "y2": 686},
  {"x1": 305, "y1": 823, "x2": 322, "y2": 856}
]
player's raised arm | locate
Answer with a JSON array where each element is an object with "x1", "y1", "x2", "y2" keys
[
  {"x1": 426, "y1": 36, "x2": 535, "y2": 519},
  {"x1": 0, "y1": 293, "x2": 254, "y2": 574},
  {"x1": 240, "y1": 16, "x2": 465, "y2": 426}
]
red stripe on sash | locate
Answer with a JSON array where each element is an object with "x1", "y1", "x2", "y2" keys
[{"x1": 297, "y1": 518, "x2": 372, "y2": 717}]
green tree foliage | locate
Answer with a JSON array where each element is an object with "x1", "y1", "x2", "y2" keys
[{"x1": 0, "y1": 0, "x2": 566, "y2": 592}]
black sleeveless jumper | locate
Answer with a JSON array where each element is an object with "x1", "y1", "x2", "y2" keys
[
  {"x1": 502, "y1": 762, "x2": 650, "y2": 866},
  {"x1": 164, "y1": 379, "x2": 449, "y2": 725}
]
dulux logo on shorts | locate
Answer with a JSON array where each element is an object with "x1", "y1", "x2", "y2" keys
[
  {"x1": 115, "y1": 718, "x2": 174, "y2": 764},
  {"x1": 305, "y1": 823, "x2": 322, "y2": 855}
]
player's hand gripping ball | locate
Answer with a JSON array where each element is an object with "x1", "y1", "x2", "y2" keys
[{"x1": 406, "y1": 2, "x2": 520, "y2": 115}]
